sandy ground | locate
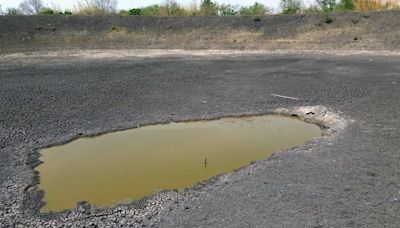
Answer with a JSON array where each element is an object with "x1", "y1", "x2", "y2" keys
[{"x1": 0, "y1": 50, "x2": 399, "y2": 227}]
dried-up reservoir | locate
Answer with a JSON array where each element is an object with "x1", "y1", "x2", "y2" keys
[{"x1": 36, "y1": 115, "x2": 321, "y2": 212}]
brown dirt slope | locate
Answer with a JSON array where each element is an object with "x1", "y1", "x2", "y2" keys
[{"x1": 0, "y1": 10, "x2": 400, "y2": 53}]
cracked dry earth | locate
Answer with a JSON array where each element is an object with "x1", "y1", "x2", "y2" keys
[{"x1": 0, "y1": 50, "x2": 399, "y2": 227}]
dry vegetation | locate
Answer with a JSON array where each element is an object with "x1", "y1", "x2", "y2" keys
[
  {"x1": 2, "y1": 0, "x2": 399, "y2": 16},
  {"x1": 353, "y1": 0, "x2": 399, "y2": 11}
]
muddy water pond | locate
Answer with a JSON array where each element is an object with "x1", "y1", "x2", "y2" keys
[{"x1": 36, "y1": 115, "x2": 321, "y2": 212}]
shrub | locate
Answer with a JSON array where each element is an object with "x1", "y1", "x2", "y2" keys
[
  {"x1": 119, "y1": 9, "x2": 129, "y2": 16},
  {"x1": 39, "y1": 8, "x2": 54, "y2": 15},
  {"x1": 316, "y1": 0, "x2": 337, "y2": 12},
  {"x1": 74, "y1": 0, "x2": 117, "y2": 15},
  {"x1": 351, "y1": 17, "x2": 360, "y2": 23},
  {"x1": 200, "y1": 0, "x2": 218, "y2": 16},
  {"x1": 5, "y1": 8, "x2": 22, "y2": 15},
  {"x1": 161, "y1": 0, "x2": 187, "y2": 16},
  {"x1": 140, "y1": 5, "x2": 161, "y2": 16},
  {"x1": 218, "y1": 4, "x2": 238, "y2": 16},
  {"x1": 335, "y1": 0, "x2": 356, "y2": 11},
  {"x1": 281, "y1": 0, "x2": 303, "y2": 14},
  {"x1": 324, "y1": 13, "x2": 334, "y2": 23},
  {"x1": 128, "y1": 8, "x2": 141, "y2": 15},
  {"x1": 93, "y1": 0, "x2": 117, "y2": 13},
  {"x1": 353, "y1": 0, "x2": 399, "y2": 11},
  {"x1": 110, "y1": 26, "x2": 125, "y2": 32},
  {"x1": 239, "y1": 2, "x2": 269, "y2": 16}
]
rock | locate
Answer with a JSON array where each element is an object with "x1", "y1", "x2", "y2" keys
[{"x1": 76, "y1": 201, "x2": 91, "y2": 214}]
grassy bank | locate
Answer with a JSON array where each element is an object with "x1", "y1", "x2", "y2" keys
[{"x1": 1, "y1": 10, "x2": 400, "y2": 53}]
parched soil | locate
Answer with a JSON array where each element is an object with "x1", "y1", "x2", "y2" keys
[
  {"x1": 0, "y1": 50, "x2": 399, "y2": 227},
  {"x1": 1, "y1": 9, "x2": 400, "y2": 228},
  {"x1": 1, "y1": 11, "x2": 400, "y2": 53}
]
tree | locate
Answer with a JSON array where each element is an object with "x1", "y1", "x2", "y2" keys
[
  {"x1": 336, "y1": 0, "x2": 356, "y2": 11},
  {"x1": 140, "y1": 5, "x2": 161, "y2": 16},
  {"x1": 74, "y1": 0, "x2": 117, "y2": 15},
  {"x1": 188, "y1": 0, "x2": 200, "y2": 15},
  {"x1": 315, "y1": 0, "x2": 337, "y2": 12},
  {"x1": 239, "y1": 2, "x2": 269, "y2": 16},
  {"x1": 280, "y1": 0, "x2": 303, "y2": 14},
  {"x1": 128, "y1": 8, "x2": 141, "y2": 15},
  {"x1": 162, "y1": 0, "x2": 186, "y2": 16},
  {"x1": 18, "y1": 0, "x2": 43, "y2": 15},
  {"x1": 200, "y1": 0, "x2": 218, "y2": 16},
  {"x1": 351, "y1": 0, "x2": 395, "y2": 11},
  {"x1": 218, "y1": 4, "x2": 238, "y2": 16},
  {"x1": 5, "y1": 8, "x2": 22, "y2": 15},
  {"x1": 94, "y1": 0, "x2": 117, "y2": 14}
]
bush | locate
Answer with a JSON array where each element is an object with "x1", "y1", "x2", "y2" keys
[
  {"x1": 200, "y1": 0, "x2": 218, "y2": 16},
  {"x1": 161, "y1": 0, "x2": 187, "y2": 16},
  {"x1": 239, "y1": 2, "x2": 269, "y2": 16},
  {"x1": 353, "y1": 0, "x2": 399, "y2": 11},
  {"x1": 5, "y1": 8, "x2": 22, "y2": 15},
  {"x1": 128, "y1": 8, "x2": 141, "y2": 15},
  {"x1": 110, "y1": 26, "x2": 124, "y2": 32},
  {"x1": 119, "y1": 9, "x2": 129, "y2": 16},
  {"x1": 324, "y1": 13, "x2": 334, "y2": 23},
  {"x1": 140, "y1": 5, "x2": 161, "y2": 16},
  {"x1": 218, "y1": 4, "x2": 238, "y2": 16},
  {"x1": 74, "y1": 0, "x2": 117, "y2": 15},
  {"x1": 39, "y1": 8, "x2": 54, "y2": 15},
  {"x1": 281, "y1": 0, "x2": 303, "y2": 14},
  {"x1": 316, "y1": 0, "x2": 337, "y2": 12},
  {"x1": 335, "y1": 0, "x2": 356, "y2": 11},
  {"x1": 351, "y1": 17, "x2": 360, "y2": 23}
]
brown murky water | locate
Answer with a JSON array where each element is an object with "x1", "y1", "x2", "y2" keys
[{"x1": 36, "y1": 115, "x2": 321, "y2": 212}]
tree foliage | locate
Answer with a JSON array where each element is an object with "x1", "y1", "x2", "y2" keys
[
  {"x1": 336, "y1": 0, "x2": 356, "y2": 11},
  {"x1": 353, "y1": 0, "x2": 399, "y2": 11},
  {"x1": 128, "y1": 8, "x2": 141, "y2": 15},
  {"x1": 161, "y1": 0, "x2": 186, "y2": 16},
  {"x1": 7, "y1": 0, "x2": 400, "y2": 16},
  {"x1": 5, "y1": 8, "x2": 23, "y2": 15},
  {"x1": 280, "y1": 0, "x2": 303, "y2": 14},
  {"x1": 200, "y1": 0, "x2": 218, "y2": 16},
  {"x1": 18, "y1": 0, "x2": 43, "y2": 15},
  {"x1": 39, "y1": 8, "x2": 54, "y2": 15},
  {"x1": 315, "y1": 0, "x2": 337, "y2": 12},
  {"x1": 74, "y1": 0, "x2": 117, "y2": 15},
  {"x1": 218, "y1": 4, "x2": 238, "y2": 16},
  {"x1": 239, "y1": 2, "x2": 269, "y2": 16},
  {"x1": 94, "y1": 0, "x2": 117, "y2": 13},
  {"x1": 140, "y1": 5, "x2": 161, "y2": 16}
]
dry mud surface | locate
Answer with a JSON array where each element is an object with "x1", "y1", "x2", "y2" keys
[{"x1": 0, "y1": 50, "x2": 400, "y2": 227}]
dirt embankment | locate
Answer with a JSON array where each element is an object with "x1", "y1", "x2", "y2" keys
[{"x1": 0, "y1": 11, "x2": 400, "y2": 53}]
